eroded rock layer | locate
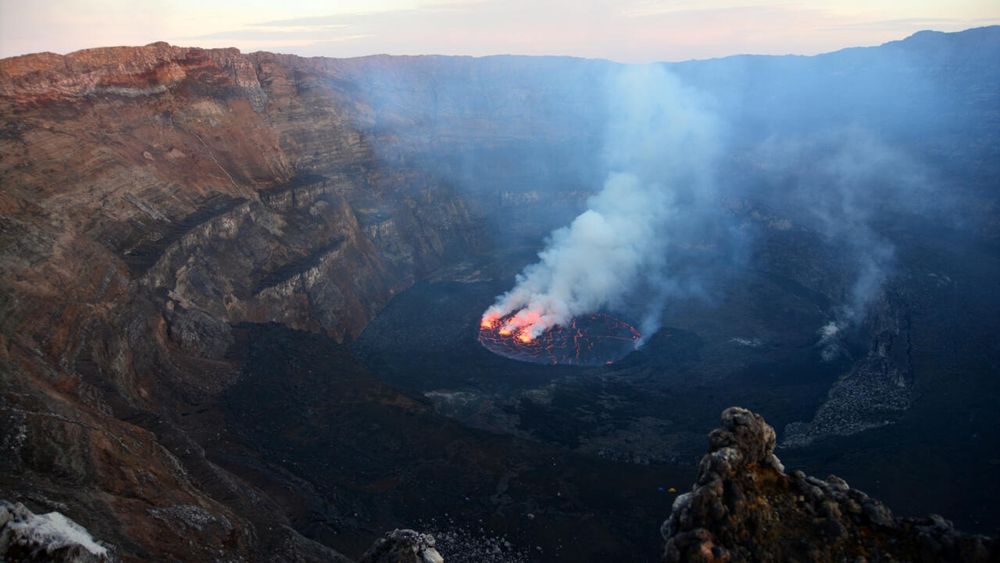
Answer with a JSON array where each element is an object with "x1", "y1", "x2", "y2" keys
[{"x1": 0, "y1": 42, "x2": 487, "y2": 561}]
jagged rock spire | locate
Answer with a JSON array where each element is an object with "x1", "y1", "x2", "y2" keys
[{"x1": 661, "y1": 407, "x2": 996, "y2": 563}]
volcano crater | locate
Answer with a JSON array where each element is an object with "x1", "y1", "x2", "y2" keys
[{"x1": 478, "y1": 312, "x2": 641, "y2": 366}]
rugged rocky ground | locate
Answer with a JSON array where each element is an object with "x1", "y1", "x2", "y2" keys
[
  {"x1": 0, "y1": 43, "x2": 481, "y2": 561},
  {"x1": 1, "y1": 498, "x2": 442, "y2": 563},
  {"x1": 0, "y1": 27, "x2": 998, "y2": 562},
  {"x1": 662, "y1": 407, "x2": 997, "y2": 562}
]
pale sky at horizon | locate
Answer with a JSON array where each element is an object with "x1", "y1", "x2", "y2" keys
[{"x1": 2, "y1": 0, "x2": 999, "y2": 63}]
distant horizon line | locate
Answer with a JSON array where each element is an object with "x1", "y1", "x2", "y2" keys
[{"x1": 2, "y1": 24, "x2": 997, "y2": 66}]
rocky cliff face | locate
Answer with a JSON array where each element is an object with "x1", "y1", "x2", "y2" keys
[
  {"x1": 662, "y1": 407, "x2": 996, "y2": 562},
  {"x1": 0, "y1": 42, "x2": 487, "y2": 561}
]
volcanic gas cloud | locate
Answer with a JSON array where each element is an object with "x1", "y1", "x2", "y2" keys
[
  {"x1": 480, "y1": 171, "x2": 663, "y2": 344},
  {"x1": 479, "y1": 64, "x2": 719, "y2": 362}
]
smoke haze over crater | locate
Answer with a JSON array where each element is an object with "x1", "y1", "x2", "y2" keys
[
  {"x1": 333, "y1": 28, "x2": 996, "y2": 355},
  {"x1": 483, "y1": 65, "x2": 726, "y2": 341},
  {"x1": 747, "y1": 128, "x2": 935, "y2": 357}
]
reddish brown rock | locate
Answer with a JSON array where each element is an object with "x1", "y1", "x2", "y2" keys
[{"x1": 0, "y1": 42, "x2": 482, "y2": 562}]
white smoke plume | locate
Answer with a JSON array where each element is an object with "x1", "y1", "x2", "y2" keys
[
  {"x1": 750, "y1": 129, "x2": 929, "y2": 360},
  {"x1": 482, "y1": 65, "x2": 720, "y2": 341}
]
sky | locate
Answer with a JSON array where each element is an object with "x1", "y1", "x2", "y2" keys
[{"x1": 1, "y1": 0, "x2": 999, "y2": 62}]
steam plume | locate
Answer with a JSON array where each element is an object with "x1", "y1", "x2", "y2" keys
[
  {"x1": 751, "y1": 129, "x2": 929, "y2": 359},
  {"x1": 482, "y1": 65, "x2": 720, "y2": 341}
]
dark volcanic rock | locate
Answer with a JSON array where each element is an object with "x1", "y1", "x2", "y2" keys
[
  {"x1": 359, "y1": 529, "x2": 443, "y2": 563},
  {"x1": 784, "y1": 290, "x2": 914, "y2": 447},
  {"x1": 661, "y1": 407, "x2": 997, "y2": 562}
]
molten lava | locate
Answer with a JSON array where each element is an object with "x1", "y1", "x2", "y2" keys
[
  {"x1": 480, "y1": 315, "x2": 498, "y2": 330},
  {"x1": 498, "y1": 309, "x2": 544, "y2": 338},
  {"x1": 478, "y1": 310, "x2": 641, "y2": 366}
]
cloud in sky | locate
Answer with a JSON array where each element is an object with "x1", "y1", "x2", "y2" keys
[{"x1": 1, "y1": 0, "x2": 999, "y2": 61}]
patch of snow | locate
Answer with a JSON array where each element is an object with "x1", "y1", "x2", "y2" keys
[{"x1": 2, "y1": 502, "x2": 107, "y2": 556}]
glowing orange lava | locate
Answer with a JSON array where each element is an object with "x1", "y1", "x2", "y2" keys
[
  {"x1": 497, "y1": 309, "x2": 543, "y2": 337},
  {"x1": 478, "y1": 310, "x2": 641, "y2": 366}
]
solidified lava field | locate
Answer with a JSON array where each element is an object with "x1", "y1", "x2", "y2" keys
[{"x1": 478, "y1": 312, "x2": 641, "y2": 366}]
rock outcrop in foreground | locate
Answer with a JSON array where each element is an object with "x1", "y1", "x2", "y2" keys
[
  {"x1": 359, "y1": 530, "x2": 444, "y2": 563},
  {"x1": 662, "y1": 407, "x2": 997, "y2": 562}
]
